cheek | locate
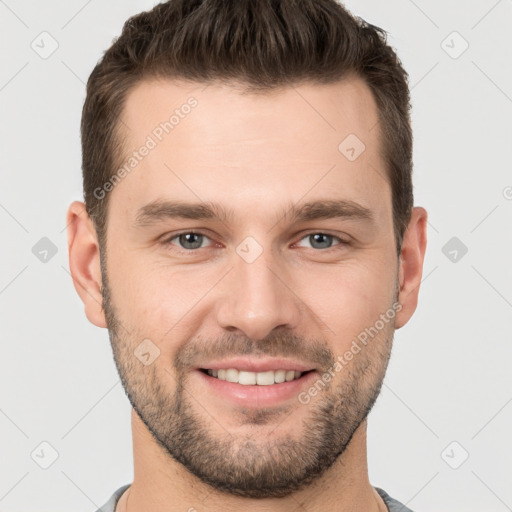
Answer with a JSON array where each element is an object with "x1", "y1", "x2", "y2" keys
[
  {"x1": 302, "y1": 261, "x2": 396, "y2": 347},
  {"x1": 111, "y1": 261, "x2": 214, "y2": 345}
]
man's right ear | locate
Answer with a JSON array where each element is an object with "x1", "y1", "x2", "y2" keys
[{"x1": 66, "y1": 201, "x2": 107, "y2": 328}]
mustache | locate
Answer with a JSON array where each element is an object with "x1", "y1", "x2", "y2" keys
[{"x1": 173, "y1": 331, "x2": 336, "y2": 373}]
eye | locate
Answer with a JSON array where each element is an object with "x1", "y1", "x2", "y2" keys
[
  {"x1": 295, "y1": 232, "x2": 348, "y2": 250},
  {"x1": 164, "y1": 232, "x2": 213, "y2": 251}
]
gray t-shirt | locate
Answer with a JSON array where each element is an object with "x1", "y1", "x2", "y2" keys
[{"x1": 95, "y1": 484, "x2": 414, "y2": 511}]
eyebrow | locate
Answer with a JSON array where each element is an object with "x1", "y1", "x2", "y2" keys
[{"x1": 134, "y1": 198, "x2": 374, "y2": 227}]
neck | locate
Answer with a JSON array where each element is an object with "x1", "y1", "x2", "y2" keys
[{"x1": 118, "y1": 410, "x2": 386, "y2": 512}]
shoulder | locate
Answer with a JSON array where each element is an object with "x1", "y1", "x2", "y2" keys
[
  {"x1": 95, "y1": 484, "x2": 131, "y2": 512},
  {"x1": 375, "y1": 487, "x2": 415, "y2": 512}
]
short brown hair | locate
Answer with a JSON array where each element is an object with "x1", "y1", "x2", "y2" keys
[{"x1": 81, "y1": 0, "x2": 413, "y2": 253}]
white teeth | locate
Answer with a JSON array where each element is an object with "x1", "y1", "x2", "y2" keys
[
  {"x1": 274, "y1": 369, "x2": 286, "y2": 383},
  {"x1": 206, "y1": 368, "x2": 305, "y2": 385},
  {"x1": 225, "y1": 368, "x2": 238, "y2": 383},
  {"x1": 285, "y1": 370, "x2": 295, "y2": 382},
  {"x1": 238, "y1": 370, "x2": 256, "y2": 385},
  {"x1": 256, "y1": 370, "x2": 274, "y2": 386}
]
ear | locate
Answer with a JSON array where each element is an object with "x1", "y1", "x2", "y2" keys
[
  {"x1": 66, "y1": 201, "x2": 107, "y2": 328},
  {"x1": 395, "y1": 206, "x2": 428, "y2": 329}
]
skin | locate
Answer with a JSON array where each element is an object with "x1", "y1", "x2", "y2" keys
[{"x1": 67, "y1": 75, "x2": 427, "y2": 512}]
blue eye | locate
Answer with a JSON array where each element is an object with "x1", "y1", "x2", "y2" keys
[
  {"x1": 295, "y1": 233, "x2": 346, "y2": 250},
  {"x1": 167, "y1": 232, "x2": 210, "y2": 251},
  {"x1": 302, "y1": 233, "x2": 335, "y2": 250}
]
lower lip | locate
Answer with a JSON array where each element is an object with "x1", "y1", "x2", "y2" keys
[{"x1": 195, "y1": 370, "x2": 318, "y2": 408}]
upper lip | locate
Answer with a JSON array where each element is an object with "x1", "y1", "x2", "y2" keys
[{"x1": 197, "y1": 357, "x2": 315, "y2": 373}]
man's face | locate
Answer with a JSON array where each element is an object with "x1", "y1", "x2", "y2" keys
[{"x1": 101, "y1": 76, "x2": 400, "y2": 497}]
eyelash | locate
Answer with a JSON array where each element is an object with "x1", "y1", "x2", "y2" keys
[{"x1": 161, "y1": 230, "x2": 350, "y2": 254}]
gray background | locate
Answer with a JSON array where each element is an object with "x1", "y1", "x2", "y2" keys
[{"x1": 1, "y1": 0, "x2": 511, "y2": 510}]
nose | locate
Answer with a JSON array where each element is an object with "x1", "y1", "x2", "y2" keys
[{"x1": 215, "y1": 244, "x2": 301, "y2": 341}]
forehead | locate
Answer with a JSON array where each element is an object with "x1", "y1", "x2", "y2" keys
[
  {"x1": 121, "y1": 75, "x2": 380, "y2": 148},
  {"x1": 113, "y1": 76, "x2": 390, "y2": 222}
]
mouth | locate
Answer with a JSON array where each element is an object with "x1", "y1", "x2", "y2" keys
[
  {"x1": 194, "y1": 358, "x2": 318, "y2": 407},
  {"x1": 199, "y1": 368, "x2": 314, "y2": 385}
]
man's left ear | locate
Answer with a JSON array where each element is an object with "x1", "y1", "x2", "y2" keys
[{"x1": 395, "y1": 206, "x2": 428, "y2": 329}]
